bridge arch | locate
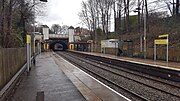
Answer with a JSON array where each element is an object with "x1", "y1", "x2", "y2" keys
[{"x1": 49, "y1": 40, "x2": 68, "y2": 51}]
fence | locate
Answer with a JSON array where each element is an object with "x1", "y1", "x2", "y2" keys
[
  {"x1": 102, "y1": 47, "x2": 180, "y2": 62},
  {"x1": 0, "y1": 48, "x2": 26, "y2": 90},
  {"x1": 134, "y1": 47, "x2": 180, "y2": 62}
]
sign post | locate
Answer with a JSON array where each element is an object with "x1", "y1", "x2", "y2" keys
[
  {"x1": 26, "y1": 35, "x2": 31, "y2": 72},
  {"x1": 167, "y1": 35, "x2": 169, "y2": 62},
  {"x1": 154, "y1": 43, "x2": 156, "y2": 61},
  {"x1": 154, "y1": 34, "x2": 169, "y2": 62}
]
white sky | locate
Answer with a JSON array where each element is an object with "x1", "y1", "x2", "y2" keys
[
  {"x1": 36, "y1": 0, "x2": 85, "y2": 28},
  {"x1": 36, "y1": 0, "x2": 169, "y2": 31}
]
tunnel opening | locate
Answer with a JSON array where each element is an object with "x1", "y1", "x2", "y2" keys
[{"x1": 50, "y1": 40, "x2": 68, "y2": 51}]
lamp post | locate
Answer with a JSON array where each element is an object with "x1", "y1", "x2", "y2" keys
[
  {"x1": 26, "y1": 0, "x2": 47, "y2": 72},
  {"x1": 143, "y1": 1, "x2": 147, "y2": 59},
  {"x1": 33, "y1": 0, "x2": 48, "y2": 54},
  {"x1": 33, "y1": 0, "x2": 48, "y2": 50}
]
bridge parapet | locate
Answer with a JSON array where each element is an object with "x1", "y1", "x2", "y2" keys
[{"x1": 49, "y1": 34, "x2": 69, "y2": 39}]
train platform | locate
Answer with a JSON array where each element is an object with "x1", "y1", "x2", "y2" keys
[
  {"x1": 72, "y1": 51, "x2": 180, "y2": 71},
  {"x1": 9, "y1": 52, "x2": 130, "y2": 101}
]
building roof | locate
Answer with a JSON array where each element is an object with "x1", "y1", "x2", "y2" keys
[
  {"x1": 68, "y1": 26, "x2": 74, "y2": 29},
  {"x1": 41, "y1": 25, "x2": 49, "y2": 28}
]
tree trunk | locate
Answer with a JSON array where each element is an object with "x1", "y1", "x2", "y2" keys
[
  {"x1": 117, "y1": 0, "x2": 122, "y2": 36},
  {"x1": 138, "y1": 0, "x2": 141, "y2": 34},
  {"x1": 114, "y1": 1, "x2": 116, "y2": 33},
  {"x1": 106, "y1": 9, "x2": 109, "y2": 39},
  {"x1": 118, "y1": 8, "x2": 122, "y2": 35},
  {"x1": 1, "y1": 0, "x2": 5, "y2": 47},
  {"x1": 176, "y1": 0, "x2": 179, "y2": 16},
  {"x1": 102, "y1": 13, "x2": 105, "y2": 35},
  {"x1": 141, "y1": 1, "x2": 144, "y2": 34},
  {"x1": 123, "y1": 0, "x2": 127, "y2": 34},
  {"x1": 144, "y1": 0, "x2": 149, "y2": 32},
  {"x1": 126, "y1": 0, "x2": 129, "y2": 33},
  {"x1": 7, "y1": 0, "x2": 13, "y2": 35},
  {"x1": 173, "y1": 0, "x2": 175, "y2": 16}
]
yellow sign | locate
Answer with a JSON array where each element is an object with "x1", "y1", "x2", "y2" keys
[
  {"x1": 26, "y1": 35, "x2": 31, "y2": 44},
  {"x1": 154, "y1": 39, "x2": 168, "y2": 44},
  {"x1": 158, "y1": 34, "x2": 168, "y2": 38}
]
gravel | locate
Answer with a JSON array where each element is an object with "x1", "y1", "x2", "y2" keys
[{"x1": 57, "y1": 52, "x2": 180, "y2": 101}]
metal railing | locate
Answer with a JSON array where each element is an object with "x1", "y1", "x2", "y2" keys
[{"x1": 49, "y1": 34, "x2": 69, "y2": 39}]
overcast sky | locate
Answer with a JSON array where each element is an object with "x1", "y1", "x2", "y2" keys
[
  {"x1": 36, "y1": 0, "x2": 169, "y2": 31},
  {"x1": 36, "y1": 0, "x2": 85, "y2": 28}
]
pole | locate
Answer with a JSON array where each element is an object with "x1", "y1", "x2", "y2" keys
[
  {"x1": 167, "y1": 35, "x2": 169, "y2": 62},
  {"x1": 27, "y1": 44, "x2": 30, "y2": 72},
  {"x1": 115, "y1": 42, "x2": 116, "y2": 56},
  {"x1": 31, "y1": 0, "x2": 37, "y2": 66},
  {"x1": 140, "y1": 35, "x2": 143, "y2": 52},
  {"x1": 104, "y1": 47, "x2": 105, "y2": 54},
  {"x1": 136, "y1": 0, "x2": 142, "y2": 53},
  {"x1": 26, "y1": 35, "x2": 31, "y2": 72},
  {"x1": 92, "y1": 42, "x2": 93, "y2": 52},
  {"x1": 143, "y1": 0, "x2": 147, "y2": 59},
  {"x1": 95, "y1": 18, "x2": 97, "y2": 52},
  {"x1": 138, "y1": 0, "x2": 140, "y2": 33},
  {"x1": 29, "y1": 43, "x2": 31, "y2": 67},
  {"x1": 33, "y1": 0, "x2": 36, "y2": 57},
  {"x1": 154, "y1": 44, "x2": 156, "y2": 61}
]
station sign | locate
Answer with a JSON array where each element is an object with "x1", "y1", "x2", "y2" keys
[
  {"x1": 158, "y1": 34, "x2": 168, "y2": 38},
  {"x1": 26, "y1": 35, "x2": 31, "y2": 44},
  {"x1": 154, "y1": 39, "x2": 168, "y2": 45},
  {"x1": 154, "y1": 34, "x2": 169, "y2": 62}
]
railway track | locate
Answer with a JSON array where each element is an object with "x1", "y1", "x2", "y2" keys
[
  {"x1": 70, "y1": 51, "x2": 180, "y2": 82},
  {"x1": 56, "y1": 51, "x2": 180, "y2": 101}
]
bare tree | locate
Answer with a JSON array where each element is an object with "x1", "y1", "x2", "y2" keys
[
  {"x1": 51, "y1": 24, "x2": 62, "y2": 34},
  {"x1": 96, "y1": 0, "x2": 114, "y2": 38},
  {"x1": 0, "y1": 0, "x2": 5, "y2": 47},
  {"x1": 114, "y1": 0, "x2": 124, "y2": 35},
  {"x1": 0, "y1": 0, "x2": 46, "y2": 47},
  {"x1": 79, "y1": 1, "x2": 91, "y2": 31},
  {"x1": 79, "y1": 0, "x2": 98, "y2": 40}
]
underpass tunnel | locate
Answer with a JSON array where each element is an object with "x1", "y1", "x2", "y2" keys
[{"x1": 49, "y1": 40, "x2": 68, "y2": 51}]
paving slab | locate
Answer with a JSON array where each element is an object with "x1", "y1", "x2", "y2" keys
[{"x1": 9, "y1": 52, "x2": 86, "y2": 101}]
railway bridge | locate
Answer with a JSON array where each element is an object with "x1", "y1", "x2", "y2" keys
[
  {"x1": 37, "y1": 25, "x2": 72, "y2": 51},
  {"x1": 48, "y1": 34, "x2": 69, "y2": 51},
  {"x1": 38, "y1": 25, "x2": 92, "y2": 51}
]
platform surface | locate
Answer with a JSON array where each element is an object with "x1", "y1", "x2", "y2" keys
[
  {"x1": 9, "y1": 53, "x2": 86, "y2": 101},
  {"x1": 9, "y1": 52, "x2": 130, "y2": 101}
]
